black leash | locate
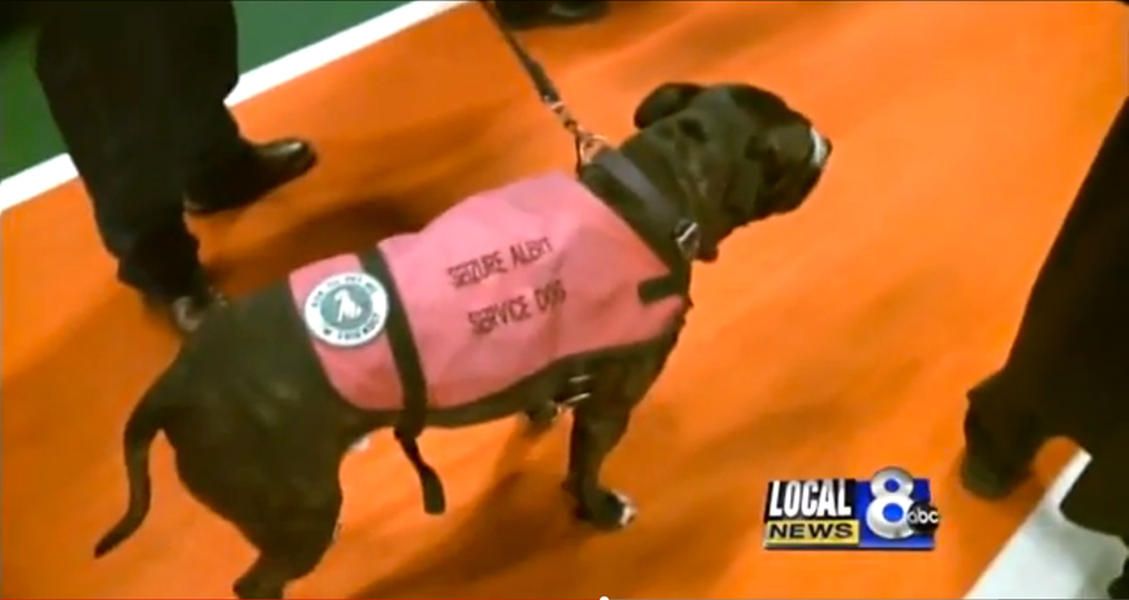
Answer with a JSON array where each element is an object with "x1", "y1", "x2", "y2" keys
[
  {"x1": 477, "y1": 0, "x2": 608, "y2": 171},
  {"x1": 477, "y1": 0, "x2": 702, "y2": 263}
]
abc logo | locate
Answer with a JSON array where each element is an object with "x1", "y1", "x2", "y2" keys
[
  {"x1": 865, "y1": 467, "x2": 941, "y2": 540},
  {"x1": 907, "y1": 501, "x2": 941, "y2": 534}
]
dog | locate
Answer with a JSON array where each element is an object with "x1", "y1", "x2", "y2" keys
[{"x1": 94, "y1": 82, "x2": 832, "y2": 598}]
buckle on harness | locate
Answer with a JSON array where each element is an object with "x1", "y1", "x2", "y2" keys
[
  {"x1": 559, "y1": 391, "x2": 592, "y2": 408},
  {"x1": 674, "y1": 220, "x2": 701, "y2": 261}
]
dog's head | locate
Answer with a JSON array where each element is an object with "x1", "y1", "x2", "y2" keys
[{"x1": 628, "y1": 82, "x2": 831, "y2": 261}]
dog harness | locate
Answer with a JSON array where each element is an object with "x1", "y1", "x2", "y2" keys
[{"x1": 288, "y1": 171, "x2": 691, "y2": 513}]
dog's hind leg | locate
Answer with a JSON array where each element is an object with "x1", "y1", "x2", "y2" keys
[
  {"x1": 525, "y1": 372, "x2": 595, "y2": 431},
  {"x1": 232, "y1": 502, "x2": 340, "y2": 599},
  {"x1": 524, "y1": 401, "x2": 560, "y2": 431}
]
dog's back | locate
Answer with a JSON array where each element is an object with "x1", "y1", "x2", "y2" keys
[{"x1": 286, "y1": 171, "x2": 686, "y2": 414}]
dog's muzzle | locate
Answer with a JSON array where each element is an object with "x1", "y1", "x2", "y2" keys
[{"x1": 764, "y1": 125, "x2": 831, "y2": 215}]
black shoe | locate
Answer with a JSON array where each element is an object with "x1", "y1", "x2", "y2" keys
[
  {"x1": 145, "y1": 286, "x2": 227, "y2": 336},
  {"x1": 184, "y1": 138, "x2": 317, "y2": 215},
  {"x1": 959, "y1": 447, "x2": 1031, "y2": 500},
  {"x1": 958, "y1": 389, "x2": 1042, "y2": 500},
  {"x1": 497, "y1": 0, "x2": 609, "y2": 30}
]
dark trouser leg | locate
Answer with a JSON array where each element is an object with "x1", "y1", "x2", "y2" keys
[
  {"x1": 1002, "y1": 98, "x2": 1129, "y2": 373},
  {"x1": 168, "y1": 0, "x2": 317, "y2": 215},
  {"x1": 34, "y1": 2, "x2": 243, "y2": 299},
  {"x1": 154, "y1": 1, "x2": 266, "y2": 195},
  {"x1": 962, "y1": 98, "x2": 1129, "y2": 499}
]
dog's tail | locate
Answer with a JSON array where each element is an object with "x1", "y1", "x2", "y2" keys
[{"x1": 93, "y1": 382, "x2": 168, "y2": 558}]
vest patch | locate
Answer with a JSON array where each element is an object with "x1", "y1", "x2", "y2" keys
[{"x1": 302, "y1": 272, "x2": 390, "y2": 348}]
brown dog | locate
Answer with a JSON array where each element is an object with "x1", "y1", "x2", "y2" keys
[{"x1": 94, "y1": 82, "x2": 831, "y2": 598}]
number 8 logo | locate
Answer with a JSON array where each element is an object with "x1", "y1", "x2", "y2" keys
[{"x1": 865, "y1": 467, "x2": 917, "y2": 540}]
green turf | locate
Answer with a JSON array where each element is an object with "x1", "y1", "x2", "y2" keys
[{"x1": 0, "y1": 1, "x2": 410, "y2": 180}]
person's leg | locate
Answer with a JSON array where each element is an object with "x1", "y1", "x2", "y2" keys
[
  {"x1": 34, "y1": 3, "x2": 211, "y2": 318},
  {"x1": 961, "y1": 97, "x2": 1129, "y2": 499},
  {"x1": 34, "y1": 2, "x2": 314, "y2": 332},
  {"x1": 1058, "y1": 439, "x2": 1129, "y2": 599},
  {"x1": 149, "y1": 1, "x2": 316, "y2": 216}
]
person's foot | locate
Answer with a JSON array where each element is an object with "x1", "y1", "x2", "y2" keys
[
  {"x1": 497, "y1": 0, "x2": 609, "y2": 30},
  {"x1": 959, "y1": 415, "x2": 1033, "y2": 500},
  {"x1": 958, "y1": 385, "x2": 1044, "y2": 500},
  {"x1": 959, "y1": 447, "x2": 1030, "y2": 499},
  {"x1": 184, "y1": 138, "x2": 317, "y2": 215},
  {"x1": 145, "y1": 286, "x2": 227, "y2": 336}
]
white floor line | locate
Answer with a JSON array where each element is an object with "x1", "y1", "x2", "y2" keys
[
  {"x1": 965, "y1": 450, "x2": 1127, "y2": 599},
  {"x1": 0, "y1": 0, "x2": 468, "y2": 215}
]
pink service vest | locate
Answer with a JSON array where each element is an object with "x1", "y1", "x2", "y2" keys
[{"x1": 288, "y1": 172, "x2": 686, "y2": 412}]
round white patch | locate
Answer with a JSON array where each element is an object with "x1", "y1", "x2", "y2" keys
[{"x1": 303, "y1": 272, "x2": 389, "y2": 348}]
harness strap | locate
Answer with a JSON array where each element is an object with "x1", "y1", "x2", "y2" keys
[
  {"x1": 638, "y1": 274, "x2": 690, "y2": 305},
  {"x1": 586, "y1": 149, "x2": 696, "y2": 306},
  {"x1": 357, "y1": 249, "x2": 446, "y2": 515},
  {"x1": 591, "y1": 149, "x2": 700, "y2": 265}
]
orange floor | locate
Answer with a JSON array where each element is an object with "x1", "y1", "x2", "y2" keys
[{"x1": 2, "y1": 2, "x2": 1126, "y2": 598}]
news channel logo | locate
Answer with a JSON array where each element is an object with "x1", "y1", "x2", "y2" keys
[{"x1": 762, "y1": 466, "x2": 940, "y2": 550}]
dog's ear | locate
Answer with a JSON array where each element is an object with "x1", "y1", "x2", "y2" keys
[{"x1": 633, "y1": 82, "x2": 706, "y2": 129}]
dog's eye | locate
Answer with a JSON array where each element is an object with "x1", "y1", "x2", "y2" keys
[{"x1": 676, "y1": 117, "x2": 708, "y2": 143}]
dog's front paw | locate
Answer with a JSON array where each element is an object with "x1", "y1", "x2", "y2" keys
[{"x1": 577, "y1": 489, "x2": 637, "y2": 530}]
